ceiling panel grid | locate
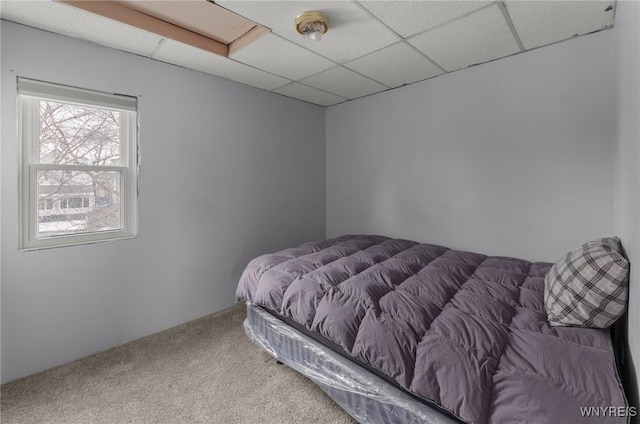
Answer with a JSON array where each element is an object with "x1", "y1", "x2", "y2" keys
[{"x1": 0, "y1": 0, "x2": 617, "y2": 106}]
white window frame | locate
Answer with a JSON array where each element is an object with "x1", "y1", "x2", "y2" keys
[{"x1": 17, "y1": 78, "x2": 138, "y2": 250}]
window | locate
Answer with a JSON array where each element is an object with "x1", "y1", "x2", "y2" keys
[
  {"x1": 60, "y1": 196, "x2": 90, "y2": 209},
  {"x1": 18, "y1": 78, "x2": 138, "y2": 250}
]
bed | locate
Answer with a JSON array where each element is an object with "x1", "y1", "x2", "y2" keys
[{"x1": 236, "y1": 235, "x2": 630, "y2": 424}]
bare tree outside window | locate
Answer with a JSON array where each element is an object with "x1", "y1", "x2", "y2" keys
[{"x1": 37, "y1": 101, "x2": 123, "y2": 237}]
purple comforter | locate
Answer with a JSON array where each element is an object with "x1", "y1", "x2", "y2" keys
[{"x1": 236, "y1": 235, "x2": 628, "y2": 424}]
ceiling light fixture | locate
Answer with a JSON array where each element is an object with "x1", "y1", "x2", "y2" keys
[{"x1": 295, "y1": 11, "x2": 329, "y2": 42}]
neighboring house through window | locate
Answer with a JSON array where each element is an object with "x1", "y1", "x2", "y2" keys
[{"x1": 17, "y1": 78, "x2": 138, "y2": 249}]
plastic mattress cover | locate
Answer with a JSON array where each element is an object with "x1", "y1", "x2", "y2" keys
[{"x1": 244, "y1": 303, "x2": 460, "y2": 424}]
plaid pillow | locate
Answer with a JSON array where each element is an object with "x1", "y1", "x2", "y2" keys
[{"x1": 544, "y1": 237, "x2": 630, "y2": 328}]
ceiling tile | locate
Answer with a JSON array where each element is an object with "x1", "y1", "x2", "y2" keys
[
  {"x1": 408, "y1": 4, "x2": 520, "y2": 72},
  {"x1": 299, "y1": 66, "x2": 387, "y2": 99},
  {"x1": 217, "y1": 1, "x2": 399, "y2": 63},
  {"x1": 152, "y1": 39, "x2": 290, "y2": 91},
  {"x1": 345, "y1": 42, "x2": 444, "y2": 88},
  {"x1": 229, "y1": 33, "x2": 334, "y2": 81},
  {"x1": 0, "y1": 0, "x2": 164, "y2": 57},
  {"x1": 358, "y1": 1, "x2": 491, "y2": 38},
  {"x1": 273, "y1": 83, "x2": 346, "y2": 107},
  {"x1": 506, "y1": 1, "x2": 615, "y2": 50}
]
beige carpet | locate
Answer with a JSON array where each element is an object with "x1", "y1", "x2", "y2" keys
[{"x1": 1, "y1": 304, "x2": 357, "y2": 424}]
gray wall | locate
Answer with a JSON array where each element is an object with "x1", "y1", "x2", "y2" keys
[
  {"x1": 0, "y1": 21, "x2": 326, "y2": 383},
  {"x1": 326, "y1": 30, "x2": 616, "y2": 262},
  {"x1": 613, "y1": 0, "x2": 640, "y2": 412}
]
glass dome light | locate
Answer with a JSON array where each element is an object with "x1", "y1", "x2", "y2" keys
[{"x1": 295, "y1": 11, "x2": 329, "y2": 42}]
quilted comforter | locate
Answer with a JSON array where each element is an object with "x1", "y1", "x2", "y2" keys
[{"x1": 236, "y1": 235, "x2": 628, "y2": 424}]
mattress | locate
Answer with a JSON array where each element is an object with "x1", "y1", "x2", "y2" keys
[
  {"x1": 244, "y1": 304, "x2": 459, "y2": 424},
  {"x1": 237, "y1": 235, "x2": 629, "y2": 424}
]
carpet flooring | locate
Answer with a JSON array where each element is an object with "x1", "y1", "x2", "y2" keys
[{"x1": 1, "y1": 304, "x2": 357, "y2": 424}]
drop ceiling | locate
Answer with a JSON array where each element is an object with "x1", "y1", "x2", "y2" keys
[{"x1": 0, "y1": 0, "x2": 616, "y2": 107}]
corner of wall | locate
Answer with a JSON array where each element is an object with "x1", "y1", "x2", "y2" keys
[
  {"x1": 612, "y1": 0, "x2": 640, "y2": 417},
  {"x1": 0, "y1": 15, "x2": 4, "y2": 386}
]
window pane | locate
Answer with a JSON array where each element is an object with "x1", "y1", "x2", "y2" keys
[
  {"x1": 37, "y1": 170, "x2": 122, "y2": 237},
  {"x1": 39, "y1": 101, "x2": 120, "y2": 166},
  {"x1": 68, "y1": 197, "x2": 83, "y2": 208}
]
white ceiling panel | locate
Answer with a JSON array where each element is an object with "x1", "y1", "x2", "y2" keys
[
  {"x1": 408, "y1": 4, "x2": 520, "y2": 72},
  {"x1": 345, "y1": 42, "x2": 444, "y2": 88},
  {"x1": 299, "y1": 66, "x2": 387, "y2": 99},
  {"x1": 152, "y1": 39, "x2": 290, "y2": 91},
  {"x1": 358, "y1": 1, "x2": 491, "y2": 38},
  {"x1": 217, "y1": 1, "x2": 399, "y2": 63},
  {"x1": 0, "y1": 0, "x2": 164, "y2": 57},
  {"x1": 506, "y1": 0, "x2": 615, "y2": 50},
  {"x1": 273, "y1": 83, "x2": 346, "y2": 106},
  {"x1": 229, "y1": 32, "x2": 335, "y2": 81}
]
